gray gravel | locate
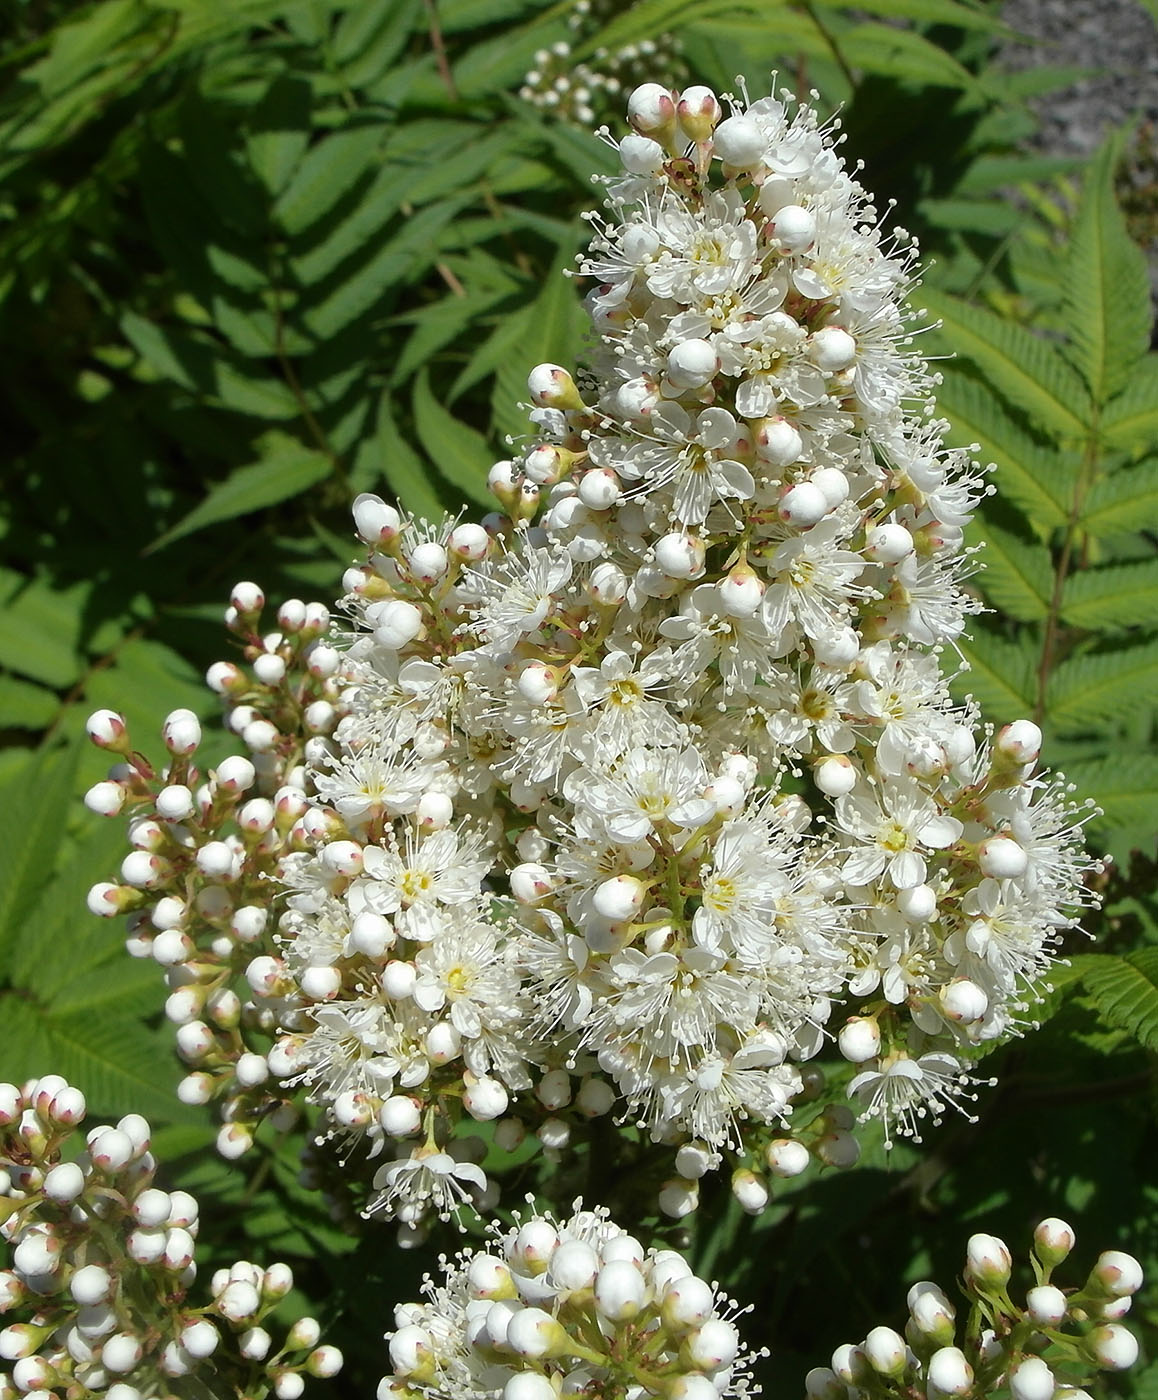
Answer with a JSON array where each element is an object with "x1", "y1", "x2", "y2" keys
[{"x1": 999, "y1": 0, "x2": 1158, "y2": 154}]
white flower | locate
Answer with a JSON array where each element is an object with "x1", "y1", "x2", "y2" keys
[
  {"x1": 356, "y1": 829, "x2": 491, "y2": 941},
  {"x1": 368, "y1": 1148, "x2": 488, "y2": 1223},
  {"x1": 835, "y1": 780, "x2": 962, "y2": 890},
  {"x1": 848, "y1": 1050, "x2": 982, "y2": 1146}
]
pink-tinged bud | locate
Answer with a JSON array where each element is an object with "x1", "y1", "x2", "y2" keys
[
  {"x1": 1026, "y1": 1284, "x2": 1068, "y2": 1326},
  {"x1": 965, "y1": 1232, "x2": 1012, "y2": 1287},
  {"x1": 320, "y1": 839, "x2": 363, "y2": 877},
  {"x1": 307, "y1": 1345, "x2": 343, "y2": 1378},
  {"x1": 627, "y1": 82, "x2": 677, "y2": 136},
  {"x1": 162, "y1": 707, "x2": 202, "y2": 755},
  {"x1": 812, "y1": 467, "x2": 850, "y2": 508},
  {"x1": 779, "y1": 481, "x2": 829, "y2": 528},
  {"x1": 927, "y1": 1346, "x2": 974, "y2": 1395},
  {"x1": 509, "y1": 862, "x2": 552, "y2": 904},
  {"x1": 408, "y1": 542, "x2": 449, "y2": 585},
  {"x1": 577, "y1": 467, "x2": 622, "y2": 510},
  {"x1": 1087, "y1": 1324, "x2": 1139, "y2": 1371},
  {"x1": 462, "y1": 1076, "x2": 509, "y2": 1122},
  {"x1": 587, "y1": 561, "x2": 628, "y2": 604},
  {"x1": 275, "y1": 598, "x2": 305, "y2": 633},
  {"x1": 718, "y1": 563, "x2": 765, "y2": 616},
  {"x1": 864, "y1": 1325, "x2": 907, "y2": 1377},
  {"x1": 814, "y1": 754, "x2": 857, "y2": 797},
  {"x1": 677, "y1": 84, "x2": 720, "y2": 142},
  {"x1": 665, "y1": 338, "x2": 718, "y2": 390},
  {"x1": 230, "y1": 581, "x2": 264, "y2": 617},
  {"x1": 84, "y1": 780, "x2": 126, "y2": 817},
  {"x1": 685, "y1": 1317, "x2": 740, "y2": 1370},
  {"x1": 592, "y1": 874, "x2": 646, "y2": 922},
  {"x1": 300, "y1": 965, "x2": 342, "y2": 1001},
  {"x1": 90, "y1": 1127, "x2": 135, "y2": 1172},
  {"x1": 712, "y1": 113, "x2": 766, "y2": 168},
  {"x1": 120, "y1": 850, "x2": 170, "y2": 888},
  {"x1": 731, "y1": 1168, "x2": 769, "y2": 1214},
  {"x1": 217, "y1": 1122, "x2": 254, "y2": 1160},
  {"x1": 0, "y1": 1082, "x2": 22, "y2": 1126},
  {"x1": 996, "y1": 719, "x2": 1042, "y2": 765},
  {"x1": 769, "y1": 203, "x2": 816, "y2": 252},
  {"x1": 978, "y1": 836, "x2": 1028, "y2": 880},
  {"x1": 86, "y1": 708, "x2": 128, "y2": 751},
  {"x1": 1010, "y1": 1357, "x2": 1055, "y2": 1400},
  {"x1": 940, "y1": 978, "x2": 988, "y2": 1024},
  {"x1": 575, "y1": 1077, "x2": 615, "y2": 1117},
  {"x1": 755, "y1": 415, "x2": 803, "y2": 466},
  {"x1": 1090, "y1": 1251, "x2": 1144, "y2": 1298},
  {"x1": 864, "y1": 522, "x2": 915, "y2": 563},
  {"x1": 446, "y1": 522, "x2": 488, "y2": 561},
  {"x1": 353, "y1": 494, "x2": 401, "y2": 545},
  {"x1": 527, "y1": 363, "x2": 585, "y2": 411},
  {"x1": 246, "y1": 955, "x2": 287, "y2": 998},
  {"x1": 253, "y1": 652, "x2": 286, "y2": 686},
  {"x1": 214, "y1": 754, "x2": 256, "y2": 795},
  {"x1": 206, "y1": 660, "x2": 245, "y2": 694},
  {"x1": 49, "y1": 1085, "x2": 86, "y2": 1124},
  {"x1": 658, "y1": 1178, "x2": 699, "y2": 1218},
  {"x1": 516, "y1": 662, "x2": 561, "y2": 705}
]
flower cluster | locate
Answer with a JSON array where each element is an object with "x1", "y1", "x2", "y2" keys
[
  {"x1": 0, "y1": 1074, "x2": 341, "y2": 1399},
  {"x1": 519, "y1": 0, "x2": 685, "y2": 127},
  {"x1": 84, "y1": 588, "x2": 341, "y2": 1159},
  {"x1": 379, "y1": 1201, "x2": 758, "y2": 1400},
  {"x1": 83, "y1": 78, "x2": 1103, "y2": 1230},
  {"x1": 809, "y1": 1219, "x2": 1143, "y2": 1400}
]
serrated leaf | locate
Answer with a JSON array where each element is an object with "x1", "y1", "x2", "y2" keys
[
  {"x1": 300, "y1": 195, "x2": 470, "y2": 339},
  {"x1": 970, "y1": 517, "x2": 1052, "y2": 621},
  {"x1": 1060, "y1": 560, "x2": 1158, "y2": 631},
  {"x1": 412, "y1": 368, "x2": 493, "y2": 508},
  {"x1": 840, "y1": 22, "x2": 981, "y2": 90},
  {"x1": 812, "y1": 0, "x2": 1014, "y2": 31},
  {"x1": 0, "y1": 676, "x2": 59, "y2": 730},
  {"x1": 1063, "y1": 136, "x2": 1152, "y2": 405},
  {"x1": 0, "y1": 571, "x2": 88, "y2": 687},
  {"x1": 1080, "y1": 459, "x2": 1158, "y2": 537},
  {"x1": 147, "y1": 432, "x2": 332, "y2": 552},
  {"x1": 918, "y1": 287, "x2": 1092, "y2": 443},
  {"x1": 1101, "y1": 357, "x2": 1158, "y2": 453},
  {"x1": 355, "y1": 393, "x2": 448, "y2": 521},
  {"x1": 1047, "y1": 642, "x2": 1158, "y2": 733},
  {"x1": 0, "y1": 745, "x2": 77, "y2": 971},
  {"x1": 245, "y1": 73, "x2": 312, "y2": 198},
  {"x1": 954, "y1": 628, "x2": 1036, "y2": 722},
  {"x1": 1063, "y1": 755, "x2": 1158, "y2": 836},
  {"x1": 1080, "y1": 950, "x2": 1158, "y2": 1052},
  {"x1": 936, "y1": 370, "x2": 1075, "y2": 529},
  {"x1": 578, "y1": 0, "x2": 773, "y2": 55},
  {"x1": 273, "y1": 121, "x2": 389, "y2": 236}
]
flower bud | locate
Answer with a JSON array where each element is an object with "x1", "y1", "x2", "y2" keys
[
  {"x1": 731, "y1": 1168, "x2": 769, "y2": 1214},
  {"x1": 927, "y1": 1346, "x2": 973, "y2": 1395},
  {"x1": 864, "y1": 522, "x2": 915, "y2": 563},
  {"x1": 677, "y1": 85, "x2": 720, "y2": 141},
  {"x1": 549, "y1": 1240, "x2": 599, "y2": 1292},
  {"x1": 408, "y1": 542, "x2": 448, "y2": 585},
  {"x1": 1090, "y1": 1250, "x2": 1144, "y2": 1298},
  {"x1": 1026, "y1": 1284, "x2": 1068, "y2": 1327},
  {"x1": 620, "y1": 133, "x2": 666, "y2": 176},
  {"x1": 712, "y1": 114, "x2": 765, "y2": 168},
  {"x1": 627, "y1": 83, "x2": 676, "y2": 136},
  {"x1": 837, "y1": 1016, "x2": 880, "y2": 1063},
  {"x1": 939, "y1": 979, "x2": 988, "y2": 1024},
  {"x1": 978, "y1": 836, "x2": 1028, "y2": 879},
  {"x1": 86, "y1": 709, "x2": 128, "y2": 751},
  {"x1": 1010, "y1": 1358, "x2": 1056, "y2": 1400},
  {"x1": 996, "y1": 719, "x2": 1042, "y2": 765},
  {"x1": 463, "y1": 1078, "x2": 509, "y2": 1122},
  {"x1": 595, "y1": 1260, "x2": 647, "y2": 1320},
  {"x1": 808, "y1": 325, "x2": 857, "y2": 372},
  {"x1": 769, "y1": 204, "x2": 815, "y2": 252},
  {"x1": 965, "y1": 1232, "x2": 1012, "y2": 1287},
  {"x1": 754, "y1": 415, "x2": 803, "y2": 466},
  {"x1": 764, "y1": 1138, "x2": 809, "y2": 1177},
  {"x1": 449, "y1": 522, "x2": 490, "y2": 561},
  {"x1": 658, "y1": 1178, "x2": 699, "y2": 1218},
  {"x1": 864, "y1": 1325, "x2": 907, "y2": 1377},
  {"x1": 163, "y1": 708, "x2": 202, "y2": 755},
  {"x1": 1034, "y1": 1217, "x2": 1076, "y2": 1267},
  {"x1": 654, "y1": 531, "x2": 706, "y2": 579},
  {"x1": 353, "y1": 494, "x2": 401, "y2": 545},
  {"x1": 779, "y1": 481, "x2": 829, "y2": 528},
  {"x1": 592, "y1": 874, "x2": 646, "y2": 922},
  {"x1": 528, "y1": 363, "x2": 585, "y2": 411},
  {"x1": 666, "y1": 339, "x2": 718, "y2": 390},
  {"x1": 85, "y1": 780, "x2": 126, "y2": 817},
  {"x1": 374, "y1": 600, "x2": 424, "y2": 650},
  {"x1": 577, "y1": 467, "x2": 621, "y2": 510},
  {"x1": 815, "y1": 754, "x2": 857, "y2": 797},
  {"x1": 685, "y1": 1317, "x2": 739, "y2": 1370},
  {"x1": 1087, "y1": 1324, "x2": 1139, "y2": 1370}
]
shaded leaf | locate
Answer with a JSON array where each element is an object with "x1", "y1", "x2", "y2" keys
[
  {"x1": 1080, "y1": 458, "x2": 1158, "y2": 537},
  {"x1": 1081, "y1": 950, "x2": 1158, "y2": 1053},
  {"x1": 1047, "y1": 642, "x2": 1158, "y2": 733},
  {"x1": 0, "y1": 745, "x2": 77, "y2": 972},
  {"x1": 1060, "y1": 560, "x2": 1158, "y2": 631},
  {"x1": 412, "y1": 368, "x2": 493, "y2": 508}
]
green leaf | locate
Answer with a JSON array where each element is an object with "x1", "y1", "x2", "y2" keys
[
  {"x1": 1063, "y1": 136, "x2": 1152, "y2": 405},
  {"x1": 1080, "y1": 459, "x2": 1158, "y2": 537},
  {"x1": 970, "y1": 517, "x2": 1052, "y2": 621},
  {"x1": 245, "y1": 73, "x2": 313, "y2": 197},
  {"x1": 1060, "y1": 560, "x2": 1158, "y2": 631},
  {"x1": 935, "y1": 370, "x2": 1075, "y2": 529},
  {"x1": 578, "y1": 0, "x2": 775, "y2": 54},
  {"x1": 147, "y1": 432, "x2": 332, "y2": 552},
  {"x1": 0, "y1": 571, "x2": 88, "y2": 688},
  {"x1": 918, "y1": 288, "x2": 1093, "y2": 444},
  {"x1": 1080, "y1": 950, "x2": 1158, "y2": 1053},
  {"x1": 0, "y1": 745, "x2": 77, "y2": 972},
  {"x1": 1064, "y1": 755, "x2": 1158, "y2": 836},
  {"x1": 840, "y1": 22, "x2": 982, "y2": 90},
  {"x1": 273, "y1": 122, "x2": 390, "y2": 236},
  {"x1": 1101, "y1": 356, "x2": 1158, "y2": 454},
  {"x1": 0, "y1": 676, "x2": 59, "y2": 730},
  {"x1": 812, "y1": 0, "x2": 1014, "y2": 31},
  {"x1": 412, "y1": 368, "x2": 493, "y2": 509},
  {"x1": 1047, "y1": 642, "x2": 1158, "y2": 733},
  {"x1": 354, "y1": 393, "x2": 448, "y2": 522},
  {"x1": 954, "y1": 628, "x2": 1036, "y2": 723}
]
